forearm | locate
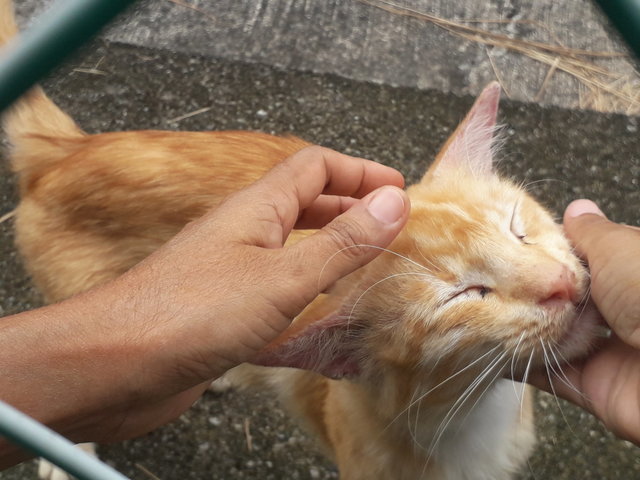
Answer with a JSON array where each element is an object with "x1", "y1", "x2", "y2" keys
[{"x1": 0, "y1": 282, "x2": 154, "y2": 466}]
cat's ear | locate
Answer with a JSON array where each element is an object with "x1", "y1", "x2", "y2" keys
[
  {"x1": 251, "y1": 295, "x2": 362, "y2": 379},
  {"x1": 422, "y1": 82, "x2": 501, "y2": 182}
]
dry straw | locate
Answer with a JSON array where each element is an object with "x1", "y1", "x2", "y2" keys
[
  {"x1": 0, "y1": 209, "x2": 16, "y2": 224},
  {"x1": 165, "y1": 0, "x2": 639, "y2": 114},
  {"x1": 356, "y1": 0, "x2": 640, "y2": 115}
]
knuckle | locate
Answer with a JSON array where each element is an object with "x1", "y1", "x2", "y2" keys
[
  {"x1": 278, "y1": 247, "x2": 308, "y2": 281},
  {"x1": 270, "y1": 249, "x2": 317, "y2": 311},
  {"x1": 296, "y1": 145, "x2": 330, "y2": 159},
  {"x1": 616, "y1": 295, "x2": 640, "y2": 346},
  {"x1": 292, "y1": 145, "x2": 336, "y2": 171},
  {"x1": 322, "y1": 218, "x2": 371, "y2": 260}
]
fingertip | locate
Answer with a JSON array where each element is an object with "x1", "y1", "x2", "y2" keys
[
  {"x1": 296, "y1": 186, "x2": 410, "y2": 294},
  {"x1": 364, "y1": 186, "x2": 410, "y2": 226},
  {"x1": 563, "y1": 200, "x2": 610, "y2": 250},
  {"x1": 564, "y1": 199, "x2": 606, "y2": 222}
]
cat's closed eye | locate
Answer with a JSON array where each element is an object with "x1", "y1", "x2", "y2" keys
[
  {"x1": 509, "y1": 200, "x2": 530, "y2": 243},
  {"x1": 447, "y1": 285, "x2": 492, "y2": 303},
  {"x1": 475, "y1": 286, "x2": 491, "y2": 298}
]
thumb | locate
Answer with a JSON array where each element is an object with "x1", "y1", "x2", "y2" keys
[
  {"x1": 564, "y1": 199, "x2": 640, "y2": 348},
  {"x1": 563, "y1": 199, "x2": 610, "y2": 258},
  {"x1": 292, "y1": 185, "x2": 410, "y2": 295}
]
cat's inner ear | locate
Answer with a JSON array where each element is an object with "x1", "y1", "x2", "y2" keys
[
  {"x1": 423, "y1": 82, "x2": 501, "y2": 182},
  {"x1": 250, "y1": 295, "x2": 362, "y2": 379}
]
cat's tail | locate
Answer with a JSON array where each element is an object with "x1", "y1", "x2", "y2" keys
[{"x1": 0, "y1": 0, "x2": 85, "y2": 177}]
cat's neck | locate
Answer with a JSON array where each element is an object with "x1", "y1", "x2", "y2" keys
[
  {"x1": 348, "y1": 354, "x2": 512, "y2": 451},
  {"x1": 331, "y1": 368, "x2": 523, "y2": 479}
]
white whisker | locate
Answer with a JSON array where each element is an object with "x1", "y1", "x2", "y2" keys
[
  {"x1": 419, "y1": 352, "x2": 509, "y2": 477},
  {"x1": 346, "y1": 272, "x2": 434, "y2": 327},
  {"x1": 540, "y1": 339, "x2": 577, "y2": 436},
  {"x1": 458, "y1": 357, "x2": 512, "y2": 431},
  {"x1": 381, "y1": 345, "x2": 502, "y2": 436},
  {"x1": 546, "y1": 342, "x2": 586, "y2": 400},
  {"x1": 550, "y1": 337, "x2": 580, "y2": 374},
  {"x1": 520, "y1": 351, "x2": 534, "y2": 421},
  {"x1": 520, "y1": 178, "x2": 567, "y2": 193},
  {"x1": 510, "y1": 332, "x2": 526, "y2": 402},
  {"x1": 317, "y1": 244, "x2": 435, "y2": 293},
  {"x1": 412, "y1": 238, "x2": 442, "y2": 273},
  {"x1": 427, "y1": 351, "x2": 508, "y2": 456},
  {"x1": 406, "y1": 386, "x2": 422, "y2": 449}
]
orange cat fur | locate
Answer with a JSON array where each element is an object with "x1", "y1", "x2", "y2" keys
[
  {"x1": 230, "y1": 84, "x2": 600, "y2": 480},
  {"x1": 1, "y1": 2, "x2": 599, "y2": 478},
  {"x1": 8, "y1": 119, "x2": 309, "y2": 303}
]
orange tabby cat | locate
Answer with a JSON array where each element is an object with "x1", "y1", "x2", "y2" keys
[
  {"x1": 227, "y1": 84, "x2": 600, "y2": 480},
  {"x1": 2, "y1": 1, "x2": 599, "y2": 478}
]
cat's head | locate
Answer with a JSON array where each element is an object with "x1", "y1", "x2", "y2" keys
[{"x1": 254, "y1": 82, "x2": 599, "y2": 386}]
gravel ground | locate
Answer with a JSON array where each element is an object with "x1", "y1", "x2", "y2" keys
[{"x1": 1, "y1": 41, "x2": 639, "y2": 479}]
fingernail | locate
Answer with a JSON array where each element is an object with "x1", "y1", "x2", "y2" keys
[
  {"x1": 565, "y1": 199, "x2": 605, "y2": 219},
  {"x1": 366, "y1": 187, "x2": 405, "y2": 224}
]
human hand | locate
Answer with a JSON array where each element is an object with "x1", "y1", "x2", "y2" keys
[
  {"x1": 530, "y1": 199, "x2": 640, "y2": 444},
  {"x1": 130, "y1": 145, "x2": 410, "y2": 379},
  {"x1": 38, "y1": 146, "x2": 410, "y2": 444}
]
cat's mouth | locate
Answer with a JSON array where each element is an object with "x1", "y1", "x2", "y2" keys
[{"x1": 506, "y1": 296, "x2": 603, "y2": 381}]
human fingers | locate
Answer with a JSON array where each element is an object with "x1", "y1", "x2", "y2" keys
[
  {"x1": 563, "y1": 200, "x2": 640, "y2": 349},
  {"x1": 527, "y1": 334, "x2": 629, "y2": 418},
  {"x1": 286, "y1": 185, "x2": 410, "y2": 299},
  {"x1": 216, "y1": 146, "x2": 405, "y2": 245},
  {"x1": 295, "y1": 195, "x2": 358, "y2": 230},
  {"x1": 529, "y1": 336, "x2": 640, "y2": 445},
  {"x1": 265, "y1": 145, "x2": 405, "y2": 202}
]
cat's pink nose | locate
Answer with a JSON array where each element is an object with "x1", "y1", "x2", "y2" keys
[{"x1": 538, "y1": 265, "x2": 577, "y2": 307}]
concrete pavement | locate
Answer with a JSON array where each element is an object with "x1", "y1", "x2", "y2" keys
[{"x1": 1, "y1": 0, "x2": 639, "y2": 478}]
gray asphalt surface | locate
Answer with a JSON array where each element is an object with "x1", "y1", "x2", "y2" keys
[
  {"x1": 1, "y1": 2, "x2": 640, "y2": 479},
  {"x1": 14, "y1": 0, "x2": 639, "y2": 113}
]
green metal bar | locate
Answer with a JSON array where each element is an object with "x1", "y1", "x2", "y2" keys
[
  {"x1": 0, "y1": 400, "x2": 130, "y2": 480},
  {"x1": 0, "y1": 0, "x2": 138, "y2": 113},
  {"x1": 592, "y1": 0, "x2": 640, "y2": 59},
  {"x1": 0, "y1": 1, "x2": 138, "y2": 476}
]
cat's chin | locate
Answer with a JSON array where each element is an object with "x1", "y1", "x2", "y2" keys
[
  {"x1": 506, "y1": 299, "x2": 603, "y2": 381},
  {"x1": 555, "y1": 297, "x2": 604, "y2": 361}
]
